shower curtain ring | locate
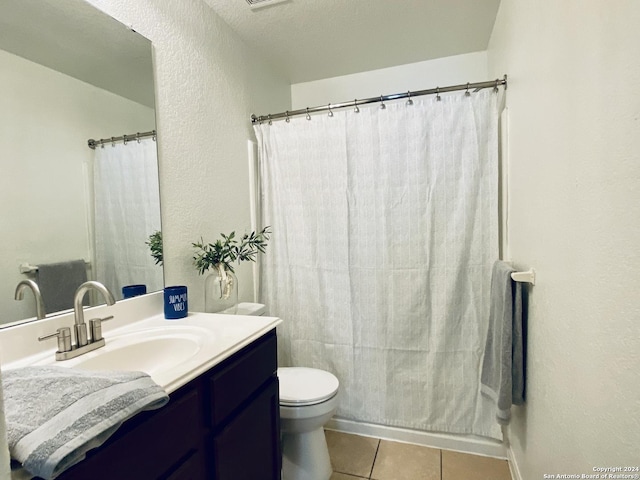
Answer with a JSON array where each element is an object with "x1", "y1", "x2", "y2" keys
[
  {"x1": 100, "y1": 140, "x2": 105, "y2": 149},
  {"x1": 136, "y1": 132, "x2": 141, "y2": 143},
  {"x1": 379, "y1": 95, "x2": 386, "y2": 109},
  {"x1": 111, "y1": 137, "x2": 116, "y2": 147},
  {"x1": 354, "y1": 99, "x2": 360, "y2": 113},
  {"x1": 123, "y1": 134, "x2": 128, "y2": 145},
  {"x1": 465, "y1": 83, "x2": 471, "y2": 97},
  {"x1": 328, "y1": 104, "x2": 333, "y2": 117},
  {"x1": 406, "y1": 91, "x2": 413, "y2": 106},
  {"x1": 436, "y1": 87, "x2": 441, "y2": 102},
  {"x1": 285, "y1": 111, "x2": 290, "y2": 123},
  {"x1": 268, "y1": 114, "x2": 272, "y2": 126},
  {"x1": 494, "y1": 79, "x2": 499, "y2": 93},
  {"x1": 152, "y1": 130, "x2": 156, "y2": 142},
  {"x1": 306, "y1": 108, "x2": 311, "y2": 120}
]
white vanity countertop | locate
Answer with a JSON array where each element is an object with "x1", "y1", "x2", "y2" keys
[
  {"x1": 3, "y1": 311, "x2": 282, "y2": 394},
  {"x1": 0, "y1": 291, "x2": 281, "y2": 393}
]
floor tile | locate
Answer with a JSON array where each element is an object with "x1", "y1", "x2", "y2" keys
[
  {"x1": 371, "y1": 440, "x2": 441, "y2": 480},
  {"x1": 442, "y1": 450, "x2": 512, "y2": 480},
  {"x1": 326, "y1": 430, "x2": 379, "y2": 478},
  {"x1": 330, "y1": 473, "x2": 369, "y2": 480}
]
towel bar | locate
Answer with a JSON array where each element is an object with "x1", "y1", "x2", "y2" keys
[
  {"x1": 19, "y1": 261, "x2": 91, "y2": 274},
  {"x1": 511, "y1": 269, "x2": 535, "y2": 285}
]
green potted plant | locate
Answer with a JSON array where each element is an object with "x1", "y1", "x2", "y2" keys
[{"x1": 192, "y1": 226, "x2": 270, "y2": 313}]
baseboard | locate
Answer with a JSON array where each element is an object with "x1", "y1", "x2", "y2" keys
[
  {"x1": 507, "y1": 446, "x2": 523, "y2": 480},
  {"x1": 325, "y1": 417, "x2": 507, "y2": 459}
]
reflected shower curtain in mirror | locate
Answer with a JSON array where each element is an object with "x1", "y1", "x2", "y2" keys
[
  {"x1": 254, "y1": 90, "x2": 500, "y2": 439},
  {"x1": 93, "y1": 139, "x2": 162, "y2": 300}
]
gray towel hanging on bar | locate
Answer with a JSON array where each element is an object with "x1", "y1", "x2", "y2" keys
[{"x1": 481, "y1": 260, "x2": 525, "y2": 425}]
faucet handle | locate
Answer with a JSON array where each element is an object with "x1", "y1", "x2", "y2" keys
[
  {"x1": 89, "y1": 315, "x2": 114, "y2": 342},
  {"x1": 38, "y1": 327, "x2": 72, "y2": 353}
]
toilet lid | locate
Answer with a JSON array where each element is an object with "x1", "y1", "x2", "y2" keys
[{"x1": 278, "y1": 367, "x2": 339, "y2": 406}]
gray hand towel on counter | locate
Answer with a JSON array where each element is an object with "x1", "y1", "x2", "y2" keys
[
  {"x1": 36, "y1": 260, "x2": 88, "y2": 313},
  {"x1": 2, "y1": 366, "x2": 169, "y2": 480},
  {"x1": 481, "y1": 260, "x2": 525, "y2": 425}
]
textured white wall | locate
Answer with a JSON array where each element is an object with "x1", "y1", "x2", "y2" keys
[
  {"x1": 488, "y1": 1, "x2": 640, "y2": 478},
  {"x1": 85, "y1": 0, "x2": 291, "y2": 309},
  {"x1": 291, "y1": 52, "x2": 488, "y2": 109},
  {"x1": 0, "y1": 49, "x2": 154, "y2": 324}
]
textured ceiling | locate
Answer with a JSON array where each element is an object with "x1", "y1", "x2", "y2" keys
[
  {"x1": 203, "y1": 0, "x2": 501, "y2": 83},
  {"x1": 0, "y1": 0, "x2": 155, "y2": 108}
]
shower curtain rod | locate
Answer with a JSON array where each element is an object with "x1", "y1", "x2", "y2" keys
[
  {"x1": 251, "y1": 75, "x2": 507, "y2": 124},
  {"x1": 87, "y1": 129, "x2": 156, "y2": 149}
]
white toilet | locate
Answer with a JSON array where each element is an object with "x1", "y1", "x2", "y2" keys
[
  {"x1": 279, "y1": 367, "x2": 340, "y2": 480},
  {"x1": 238, "y1": 303, "x2": 340, "y2": 480}
]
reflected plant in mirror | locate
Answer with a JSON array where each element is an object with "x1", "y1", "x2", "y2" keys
[
  {"x1": 147, "y1": 231, "x2": 164, "y2": 266},
  {"x1": 0, "y1": 0, "x2": 162, "y2": 326}
]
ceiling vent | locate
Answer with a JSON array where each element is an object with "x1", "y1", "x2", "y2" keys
[{"x1": 246, "y1": 0, "x2": 288, "y2": 9}]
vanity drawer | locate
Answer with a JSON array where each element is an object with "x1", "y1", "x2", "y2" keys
[{"x1": 208, "y1": 329, "x2": 277, "y2": 427}]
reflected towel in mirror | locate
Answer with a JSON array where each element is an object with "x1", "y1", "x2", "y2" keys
[{"x1": 36, "y1": 260, "x2": 88, "y2": 314}]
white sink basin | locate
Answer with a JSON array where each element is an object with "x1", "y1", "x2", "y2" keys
[
  {"x1": 32, "y1": 325, "x2": 212, "y2": 378},
  {"x1": 73, "y1": 332, "x2": 202, "y2": 375}
]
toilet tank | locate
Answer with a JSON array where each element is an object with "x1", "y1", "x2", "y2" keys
[{"x1": 236, "y1": 302, "x2": 266, "y2": 316}]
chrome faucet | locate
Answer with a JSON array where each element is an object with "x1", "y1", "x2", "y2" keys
[
  {"x1": 73, "y1": 280, "x2": 115, "y2": 347},
  {"x1": 14, "y1": 280, "x2": 46, "y2": 320},
  {"x1": 38, "y1": 280, "x2": 116, "y2": 361}
]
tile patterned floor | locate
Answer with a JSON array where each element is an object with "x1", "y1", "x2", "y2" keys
[{"x1": 326, "y1": 430, "x2": 512, "y2": 480}]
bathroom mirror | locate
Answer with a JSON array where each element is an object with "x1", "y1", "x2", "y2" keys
[{"x1": 0, "y1": 0, "x2": 162, "y2": 327}]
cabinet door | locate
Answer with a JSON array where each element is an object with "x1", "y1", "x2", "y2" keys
[{"x1": 212, "y1": 377, "x2": 281, "y2": 480}]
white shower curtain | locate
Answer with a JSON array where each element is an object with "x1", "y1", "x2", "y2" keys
[
  {"x1": 255, "y1": 90, "x2": 501, "y2": 439},
  {"x1": 93, "y1": 139, "x2": 163, "y2": 300}
]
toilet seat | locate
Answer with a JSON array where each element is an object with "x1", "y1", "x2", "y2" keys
[{"x1": 278, "y1": 367, "x2": 339, "y2": 407}]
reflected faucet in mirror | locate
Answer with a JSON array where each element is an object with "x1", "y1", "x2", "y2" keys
[
  {"x1": 38, "y1": 281, "x2": 116, "y2": 361},
  {"x1": 14, "y1": 280, "x2": 46, "y2": 320}
]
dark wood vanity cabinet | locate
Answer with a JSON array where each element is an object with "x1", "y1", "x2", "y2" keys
[{"x1": 55, "y1": 329, "x2": 280, "y2": 480}]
